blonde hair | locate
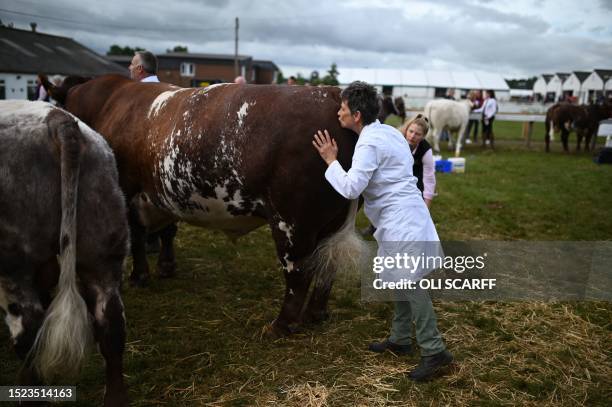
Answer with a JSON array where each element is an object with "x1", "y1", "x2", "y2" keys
[{"x1": 400, "y1": 113, "x2": 429, "y2": 136}]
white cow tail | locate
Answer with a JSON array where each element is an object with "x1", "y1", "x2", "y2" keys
[
  {"x1": 310, "y1": 200, "x2": 368, "y2": 291},
  {"x1": 30, "y1": 114, "x2": 93, "y2": 381},
  {"x1": 549, "y1": 120, "x2": 555, "y2": 141}
]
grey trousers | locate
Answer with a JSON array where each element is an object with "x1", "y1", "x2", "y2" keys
[{"x1": 388, "y1": 287, "x2": 446, "y2": 356}]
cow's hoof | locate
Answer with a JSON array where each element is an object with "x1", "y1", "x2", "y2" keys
[
  {"x1": 262, "y1": 319, "x2": 296, "y2": 339},
  {"x1": 129, "y1": 273, "x2": 150, "y2": 288},
  {"x1": 157, "y1": 261, "x2": 177, "y2": 278}
]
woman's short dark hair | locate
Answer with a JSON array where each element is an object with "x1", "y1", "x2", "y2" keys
[
  {"x1": 340, "y1": 81, "x2": 380, "y2": 125},
  {"x1": 487, "y1": 89, "x2": 496, "y2": 99}
]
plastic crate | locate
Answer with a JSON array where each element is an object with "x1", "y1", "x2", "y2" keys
[{"x1": 435, "y1": 159, "x2": 452, "y2": 173}]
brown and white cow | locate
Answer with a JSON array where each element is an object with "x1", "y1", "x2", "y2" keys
[
  {"x1": 0, "y1": 101, "x2": 129, "y2": 405},
  {"x1": 44, "y1": 75, "x2": 365, "y2": 335},
  {"x1": 545, "y1": 103, "x2": 589, "y2": 152}
]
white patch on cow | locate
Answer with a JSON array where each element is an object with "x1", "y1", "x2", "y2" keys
[
  {"x1": 0, "y1": 101, "x2": 113, "y2": 162},
  {"x1": 278, "y1": 221, "x2": 294, "y2": 246},
  {"x1": 198, "y1": 82, "x2": 230, "y2": 96},
  {"x1": 148, "y1": 89, "x2": 187, "y2": 119},
  {"x1": 94, "y1": 287, "x2": 107, "y2": 322},
  {"x1": 5, "y1": 314, "x2": 23, "y2": 342},
  {"x1": 237, "y1": 102, "x2": 252, "y2": 127},
  {"x1": 0, "y1": 100, "x2": 53, "y2": 123},
  {"x1": 184, "y1": 190, "x2": 266, "y2": 234},
  {"x1": 283, "y1": 253, "x2": 295, "y2": 273},
  {"x1": 289, "y1": 288, "x2": 294, "y2": 296}
]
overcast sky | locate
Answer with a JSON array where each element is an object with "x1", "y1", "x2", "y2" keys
[{"x1": 1, "y1": 0, "x2": 611, "y2": 78}]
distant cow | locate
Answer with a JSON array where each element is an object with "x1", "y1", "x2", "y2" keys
[
  {"x1": 44, "y1": 75, "x2": 365, "y2": 336},
  {"x1": 378, "y1": 95, "x2": 406, "y2": 123},
  {"x1": 424, "y1": 99, "x2": 472, "y2": 156},
  {"x1": 545, "y1": 102, "x2": 612, "y2": 152},
  {"x1": 585, "y1": 102, "x2": 612, "y2": 150},
  {"x1": 545, "y1": 103, "x2": 589, "y2": 152},
  {"x1": 0, "y1": 101, "x2": 129, "y2": 406}
]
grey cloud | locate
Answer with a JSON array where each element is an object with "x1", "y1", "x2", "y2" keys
[{"x1": 0, "y1": 0, "x2": 610, "y2": 77}]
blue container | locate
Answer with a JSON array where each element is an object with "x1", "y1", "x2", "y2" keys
[{"x1": 435, "y1": 159, "x2": 452, "y2": 173}]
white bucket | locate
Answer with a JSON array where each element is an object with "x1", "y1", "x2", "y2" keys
[{"x1": 448, "y1": 157, "x2": 466, "y2": 173}]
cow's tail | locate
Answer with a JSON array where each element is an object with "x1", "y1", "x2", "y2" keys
[
  {"x1": 548, "y1": 120, "x2": 555, "y2": 140},
  {"x1": 29, "y1": 114, "x2": 93, "y2": 381},
  {"x1": 309, "y1": 200, "x2": 369, "y2": 291}
]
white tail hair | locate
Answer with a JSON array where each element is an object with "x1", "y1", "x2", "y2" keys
[
  {"x1": 29, "y1": 117, "x2": 93, "y2": 381},
  {"x1": 549, "y1": 120, "x2": 555, "y2": 141},
  {"x1": 309, "y1": 200, "x2": 368, "y2": 290}
]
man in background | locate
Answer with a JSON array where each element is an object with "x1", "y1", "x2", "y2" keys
[{"x1": 129, "y1": 50, "x2": 160, "y2": 83}]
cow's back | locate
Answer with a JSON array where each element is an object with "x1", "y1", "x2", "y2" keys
[
  {"x1": 65, "y1": 79, "x2": 356, "y2": 234},
  {"x1": 426, "y1": 99, "x2": 469, "y2": 130},
  {"x1": 0, "y1": 100, "x2": 127, "y2": 275}
]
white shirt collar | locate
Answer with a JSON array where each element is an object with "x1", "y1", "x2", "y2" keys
[{"x1": 141, "y1": 75, "x2": 160, "y2": 83}]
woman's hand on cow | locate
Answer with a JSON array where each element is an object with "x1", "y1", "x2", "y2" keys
[{"x1": 312, "y1": 129, "x2": 338, "y2": 166}]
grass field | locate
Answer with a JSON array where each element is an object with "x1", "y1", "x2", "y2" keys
[{"x1": 1, "y1": 124, "x2": 611, "y2": 406}]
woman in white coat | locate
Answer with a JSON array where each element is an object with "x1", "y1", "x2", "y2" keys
[{"x1": 312, "y1": 81, "x2": 453, "y2": 381}]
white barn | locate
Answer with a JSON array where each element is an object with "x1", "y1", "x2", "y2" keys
[
  {"x1": 581, "y1": 69, "x2": 612, "y2": 103},
  {"x1": 533, "y1": 74, "x2": 553, "y2": 102},
  {"x1": 562, "y1": 71, "x2": 591, "y2": 104},
  {"x1": 546, "y1": 73, "x2": 570, "y2": 103}
]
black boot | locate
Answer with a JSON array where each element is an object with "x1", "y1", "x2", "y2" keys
[
  {"x1": 408, "y1": 349, "x2": 453, "y2": 381},
  {"x1": 368, "y1": 339, "x2": 413, "y2": 355}
]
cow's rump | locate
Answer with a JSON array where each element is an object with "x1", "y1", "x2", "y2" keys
[{"x1": 0, "y1": 100, "x2": 129, "y2": 406}]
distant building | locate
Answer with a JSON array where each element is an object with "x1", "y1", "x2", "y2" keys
[
  {"x1": 546, "y1": 73, "x2": 570, "y2": 103},
  {"x1": 532, "y1": 74, "x2": 553, "y2": 102},
  {"x1": 283, "y1": 67, "x2": 510, "y2": 108},
  {"x1": 562, "y1": 71, "x2": 591, "y2": 104},
  {"x1": 109, "y1": 53, "x2": 279, "y2": 86},
  {"x1": 582, "y1": 69, "x2": 612, "y2": 103},
  {"x1": 0, "y1": 25, "x2": 126, "y2": 100}
]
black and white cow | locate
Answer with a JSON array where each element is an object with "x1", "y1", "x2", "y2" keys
[{"x1": 0, "y1": 101, "x2": 129, "y2": 406}]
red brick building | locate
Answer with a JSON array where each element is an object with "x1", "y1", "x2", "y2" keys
[{"x1": 109, "y1": 52, "x2": 279, "y2": 86}]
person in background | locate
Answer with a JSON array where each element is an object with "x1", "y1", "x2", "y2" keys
[
  {"x1": 312, "y1": 81, "x2": 452, "y2": 382},
  {"x1": 402, "y1": 114, "x2": 436, "y2": 208},
  {"x1": 128, "y1": 50, "x2": 172, "y2": 256},
  {"x1": 464, "y1": 90, "x2": 483, "y2": 144},
  {"x1": 234, "y1": 76, "x2": 247, "y2": 84},
  {"x1": 35, "y1": 77, "x2": 49, "y2": 102},
  {"x1": 481, "y1": 90, "x2": 498, "y2": 148},
  {"x1": 129, "y1": 50, "x2": 160, "y2": 83},
  {"x1": 287, "y1": 76, "x2": 297, "y2": 85},
  {"x1": 361, "y1": 113, "x2": 435, "y2": 236}
]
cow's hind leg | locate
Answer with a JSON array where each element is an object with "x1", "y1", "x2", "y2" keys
[
  {"x1": 127, "y1": 206, "x2": 150, "y2": 287},
  {"x1": 156, "y1": 223, "x2": 178, "y2": 278},
  {"x1": 303, "y1": 200, "x2": 363, "y2": 325},
  {"x1": 266, "y1": 221, "x2": 317, "y2": 336},
  {"x1": 84, "y1": 282, "x2": 128, "y2": 407},
  {"x1": 561, "y1": 128, "x2": 570, "y2": 153}
]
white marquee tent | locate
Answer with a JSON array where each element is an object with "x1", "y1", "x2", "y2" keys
[{"x1": 280, "y1": 66, "x2": 510, "y2": 108}]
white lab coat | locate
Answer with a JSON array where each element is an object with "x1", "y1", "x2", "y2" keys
[{"x1": 325, "y1": 120, "x2": 442, "y2": 283}]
